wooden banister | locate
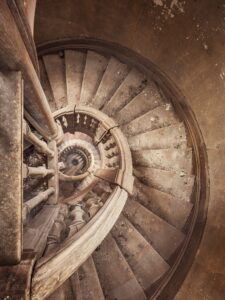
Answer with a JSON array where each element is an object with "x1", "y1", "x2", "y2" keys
[
  {"x1": 31, "y1": 187, "x2": 128, "y2": 299},
  {"x1": 0, "y1": 1, "x2": 58, "y2": 140}
]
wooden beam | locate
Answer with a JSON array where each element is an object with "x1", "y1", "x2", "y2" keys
[
  {"x1": 23, "y1": 120, "x2": 55, "y2": 157},
  {"x1": 0, "y1": 71, "x2": 23, "y2": 265},
  {"x1": 22, "y1": 0, "x2": 37, "y2": 35},
  {"x1": 7, "y1": 0, "x2": 39, "y2": 71},
  {"x1": 0, "y1": 1, "x2": 58, "y2": 140}
]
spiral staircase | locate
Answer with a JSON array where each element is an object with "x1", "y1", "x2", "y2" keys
[
  {"x1": 28, "y1": 48, "x2": 195, "y2": 300},
  {"x1": 0, "y1": 1, "x2": 215, "y2": 300}
]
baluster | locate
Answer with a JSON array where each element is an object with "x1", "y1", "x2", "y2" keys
[
  {"x1": 76, "y1": 113, "x2": 80, "y2": 124},
  {"x1": 44, "y1": 205, "x2": 69, "y2": 255},
  {"x1": 68, "y1": 205, "x2": 86, "y2": 236},
  {"x1": 83, "y1": 114, "x2": 87, "y2": 125},
  {"x1": 86, "y1": 196, "x2": 103, "y2": 218},
  {"x1": 23, "y1": 187, "x2": 55, "y2": 221},
  {"x1": 23, "y1": 163, "x2": 54, "y2": 178},
  {"x1": 23, "y1": 120, "x2": 54, "y2": 158}
]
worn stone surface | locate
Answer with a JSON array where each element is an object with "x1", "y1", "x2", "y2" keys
[
  {"x1": 43, "y1": 54, "x2": 68, "y2": 109},
  {"x1": 35, "y1": 1, "x2": 225, "y2": 298},
  {"x1": 0, "y1": 71, "x2": 22, "y2": 265},
  {"x1": 93, "y1": 234, "x2": 146, "y2": 300},
  {"x1": 112, "y1": 214, "x2": 169, "y2": 292},
  {"x1": 92, "y1": 57, "x2": 129, "y2": 109},
  {"x1": 65, "y1": 50, "x2": 86, "y2": 107},
  {"x1": 80, "y1": 51, "x2": 108, "y2": 105},
  {"x1": 78, "y1": 256, "x2": 104, "y2": 300},
  {"x1": 124, "y1": 198, "x2": 185, "y2": 261}
]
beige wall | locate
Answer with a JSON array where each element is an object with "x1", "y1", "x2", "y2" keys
[{"x1": 35, "y1": 1, "x2": 225, "y2": 298}]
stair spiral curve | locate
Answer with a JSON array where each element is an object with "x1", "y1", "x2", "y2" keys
[{"x1": 24, "y1": 46, "x2": 198, "y2": 299}]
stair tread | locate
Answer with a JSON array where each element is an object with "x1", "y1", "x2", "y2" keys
[
  {"x1": 121, "y1": 104, "x2": 179, "y2": 136},
  {"x1": 93, "y1": 234, "x2": 146, "y2": 300},
  {"x1": 124, "y1": 198, "x2": 185, "y2": 261},
  {"x1": 128, "y1": 123, "x2": 187, "y2": 150},
  {"x1": 80, "y1": 51, "x2": 108, "y2": 105},
  {"x1": 39, "y1": 58, "x2": 57, "y2": 112},
  {"x1": 134, "y1": 167, "x2": 195, "y2": 202},
  {"x1": 78, "y1": 256, "x2": 104, "y2": 300},
  {"x1": 47, "y1": 277, "x2": 74, "y2": 300},
  {"x1": 65, "y1": 50, "x2": 85, "y2": 106},
  {"x1": 133, "y1": 179, "x2": 193, "y2": 229},
  {"x1": 116, "y1": 82, "x2": 165, "y2": 125},
  {"x1": 91, "y1": 57, "x2": 129, "y2": 109},
  {"x1": 70, "y1": 272, "x2": 83, "y2": 300},
  {"x1": 47, "y1": 286, "x2": 67, "y2": 300},
  {"x1": 112, "y1": 214, "x2": 169, "y2": 293},
  {"x1": 43, "y1": 54, "x2": 67, "y2": 109},
  {"x1": 61, "y1": 280, "x2": 74, "y2": 300},
  {"x1": 132, "y1": 148, "x2": 193, "y2": 174},
  {"x1": 102, "y1": 69, "x2": 147, "y2": 117}
]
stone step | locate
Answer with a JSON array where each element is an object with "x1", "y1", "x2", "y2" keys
[
  {"x1": 102, "y1": 69, "x2": 147, "y2": 117},
  {"x1": 121, "y1": 104, "x2": 179, "y2": 136},
  {"x1": 65, "y1": 50, "x2": 86, "y2": 106},
  {"x1": 134, "y1": 167, "x2": 195, "y2": 202},
  {"x1": 80, "y1": 51, "x2": 108, "y2": 105},
  {"x1": 43, "y1": 54, "x2": 67, "y2": 109},
  {"x1": 132, "y1": 148, "x2": 193, "y2": 174},
  {"x1": 93, "y1": 234, "x2": 146, "y2": 300},
  {"x1": 78, "y1": 256, "x2": 105, "y2": 300},
  {"x1": 112, "y1": 214, "x2": 169, "y2": 293},
  {"x1": 116, "y1": 81, "x2": 164, "y2": 125},
  {"x1": 39, "y1": 58, "x2": 57, "y2": 112},
  {"x1": 47, "y1": 279, "x2": 74, "y2": 300},
  {"x1": 91, "y1": 57, "x2": 129, "y2": 109},
  {"x1": 128, "y1": 123, "x2": 187, "y2": 151},
  {"x1": 124, "y1": 198, "x2": 185, "y2": 261},
  {"x1": 133, "y1": 179, "x2": 193, "y2": 229},
  {"x1": 68, "y1": 272, "x2": 83, "y2": 300}
]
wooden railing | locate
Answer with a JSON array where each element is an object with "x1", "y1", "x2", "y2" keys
[
  {"x1": 23, "y1": 118, "x2": 59, "y2": 214},
  {"x1": 29, "y1": 106, "x2": 133, "y2": 299},
  {"x1": 0, "y1": 3, "x2": 62, "y2": 298},
  {"x1": 0, "y1": 1, "x2": 59, "y2": 140},
  {"x1": 54, "y1": 106, "x2": 133, "y2": 194},
  {"x1": 0, "y1": 4, "x2": 133, "y2": 297}
]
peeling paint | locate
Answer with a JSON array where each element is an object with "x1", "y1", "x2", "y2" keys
[
  {"x1": 219, "y1": 67, "x2": 225, "y2": 89},
  {"x1": 152, "y1": 0, "x2": 186, "y2": 19},
  {"x1": 153, "y1": 0, "x2": 164, "y2": 6}
]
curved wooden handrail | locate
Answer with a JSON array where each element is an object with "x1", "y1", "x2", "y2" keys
[
  {"x1": 59, "y1": 170, "x2": 90, "y2": 181},
  {"x1": 0, "y1": 1, "x2": 58, "y2": 140},
  {"x1": 54, "y1": 105, "x2": 134, "y2": 193},
  {"x1": 37, "y1": 40, "x2": 209, "y2": 299},
  {"x1": 29, "y1": 106, "x2": 134, "y2": 299},
  {"x1": 31, "y1": 187, "x2": 128, "y2": 299}
]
